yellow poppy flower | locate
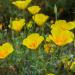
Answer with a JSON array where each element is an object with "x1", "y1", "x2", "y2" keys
[
  {"x1": 0, "y1": 42, "x2": 14, "y2": 59},
  {"x1": 10, "y1": 18, "x2": 25, "y2": 32},
  {"x1": 12, "y1": 0, "x2": 32, "y2": 10},
  {"x1": 32, "y1": 13, "x2": 49, "y2": 26},
  {"x1": 22, "y1": 33, "x2": 44, "y2": 49},
  {"x1": 70, "y1": 61, "x2": 75, "y2": 71},
  {"x1": 28, "y1": 6, "x2": 41, "y2": 14},
  {"x1": 48, "y1": 28, "x2": 74, "y2": 46},
  {"x1": 51, "y1": 20, "x2": 75, "y2": 30}
]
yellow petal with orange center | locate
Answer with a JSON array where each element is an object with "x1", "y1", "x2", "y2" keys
[
  {"x1": 22, "y1": 33, "x2": 44, "y2": 49},
  {"x1": 0, "y1": 42, "x2": 14, "y2": 59},
  {"x1": 48, "y1": 28, "x2": 74, "y2": 46},
  {"x1": 9, "y1": 18, "x2": 25, "y2": 32}
]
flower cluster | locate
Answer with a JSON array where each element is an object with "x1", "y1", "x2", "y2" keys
[
  {"x1": 0, "y1": 0, "x2": 75, "y2": 74},
  {"x1": 47, "y1": 20, "x2": 75, "y2": 46}
]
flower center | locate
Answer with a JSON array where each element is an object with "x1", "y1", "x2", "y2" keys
[{"x1": 29, "y1": 42, "x2": 37, "y2": 48}]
